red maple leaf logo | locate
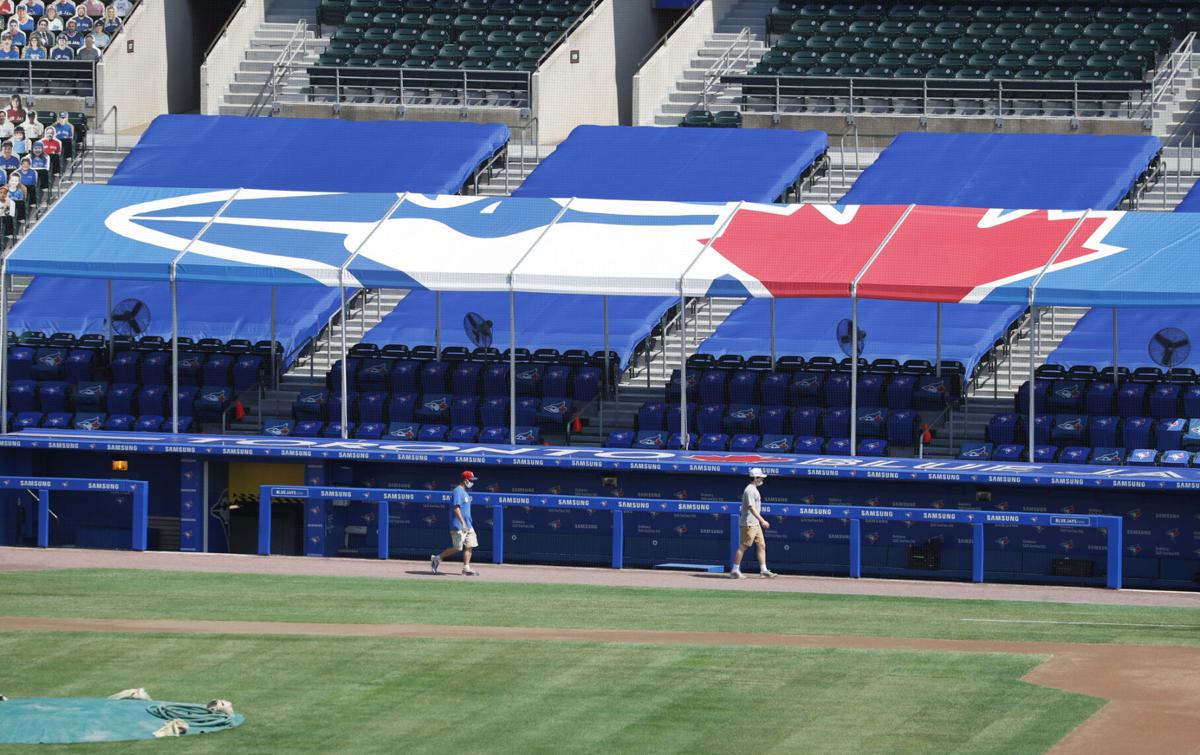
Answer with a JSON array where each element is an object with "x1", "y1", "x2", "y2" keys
[
  {"x1": 702, "y1": 204, "x2": 910, "y2": 297},
  {"x1": 688, "y1": 454, "x2": 787, "y2": 464}
]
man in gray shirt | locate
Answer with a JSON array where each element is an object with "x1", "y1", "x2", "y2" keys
[
  {"x1": 75, "y1": 32, "x2": 100, "y2": 61},
  {"x1": 730, "y1": 467, "x2": 776, "y2": 579}
]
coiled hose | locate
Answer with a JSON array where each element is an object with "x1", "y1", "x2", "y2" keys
[{"x1": 146, "y1": 703, "x2": 237, "y2": 733}]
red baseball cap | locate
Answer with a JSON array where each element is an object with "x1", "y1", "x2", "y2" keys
[{"x1": 461, "y1": 471, "x2": 476, "y2": 481}]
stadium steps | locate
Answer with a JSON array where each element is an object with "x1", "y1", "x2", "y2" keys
[
  {"x1": 650, "y1": 0, "x2": 774, "y2": 126},
  {"x1": 1153, "y1": 52, "x2": 1200, "y2": 141},
  {"x1": 287, "y1": 288, "x2": 413, "y2": 380},
  {"x1": 475, "y1": 141, "x2": 544, "y2": 196},
  {"x1": 219, "y1": 22, "x2": 327, "y2": 115},
  {"x1": 1136, "y1": 152, "x2": 1200, "y2": 210},
  {"x1": 70, "y1": 146, "x2": 131, "y2": 186},
  {"x1": 798, "y1": 145, "x2": 881, "y2": 203}
]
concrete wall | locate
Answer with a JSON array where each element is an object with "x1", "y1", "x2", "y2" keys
[
  {"x1": 631, "y1": 0, "x2": 740, "y2": 126},
  {"x1": 97, "y1": 0, "x2": 172, "y2": 132},
  {"x1": 199, "y1": 0, "x2": 265, "y2": 115},
  {"x1": 533, "y1": 0, "x2": 658, "y2": 144}
]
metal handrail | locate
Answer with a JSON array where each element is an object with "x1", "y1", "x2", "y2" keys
[
  {"x1": 294, "y1": 63, "x2": 533, "y2": 111},
  {"x1": 300, "y1": 288, "x2": 373, "y2": 377},
  {"x1": 537, "y1": 0, "x2": 603, "y2": 66},
  {"x1": 204, "y1": 0, "x2": 249, "y2": 61},
  {"x1": 1146, "y1": 32, "x2": 1195, "y2": 112},
  {"x1": 698, "y1": 27, "x2": 752, "y2": 111},
  {"x1": 89, "y1": 104, "x2": 118, "y2": 184},
  {"x1": 247, "y1": 18, "x2": 307, "y2": 117},
  {"x1": 638, "y1": 0, "x2": 709, "y2": 71}
]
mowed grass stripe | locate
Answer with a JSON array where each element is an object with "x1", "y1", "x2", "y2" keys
[
  {"x1": 2, "y1": 569, "x2": 1198, "y2": 646},
  {"x1": 0, "y1": 633, "x2": 1099, "y2": 755}
]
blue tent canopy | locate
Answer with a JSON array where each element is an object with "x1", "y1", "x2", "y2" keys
[
  {"x1": 842, "y1": 132, "x2": 1161, "y2": 210},
  {"x1": 1176, "y1": 179, "x2": 1200, "y2": 212},
  {"x1": 514, "y1": 125, "x2": 828, "y2": 203},
  {"x1": 109, "y1": 115, "x2": 509, "y2": 195}
]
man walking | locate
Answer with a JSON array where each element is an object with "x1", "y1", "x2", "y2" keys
[
  {"x1": 431, "y1": 470, "x2": 480, "y2": 576},
  {"x1": 730, "y1": 468, "x2": 776, "y2": 579}
]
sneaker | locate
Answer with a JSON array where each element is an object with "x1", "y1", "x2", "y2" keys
[
  {"x1": 760, "y1": 570, "x2": 777, "y2": 579},
  {"x1": 430, "y1": 555, "x2": 441, "y2": 574},
  {"x1": 729, "y1": 570, "x2": 744, "y2": 580},
  {"x1": 462, "y1": 567, "x2": 479, "y2": 576}
]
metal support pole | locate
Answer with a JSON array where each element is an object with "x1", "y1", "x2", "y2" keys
[
  {"x1": 1112, "y1": 307, "x2": 1119, "y2": 388},
  {"x1": 377, "y1": 501, "x2": 389, "y2": 560},
  {"x1": 611, "y1": 509, "x2": 624, "y2": 569},
  {"x1": 1, "y1": 264, "x2": 8, "y2": 434},
  {"x1": 339, "y1": 280, "x2": 349, "y2": 439},
  {"x1": 679, "y1": 291, "x2": 689, "y2": 449},
  {"x1": 971, "y1": 522, "x2": 984, "y2": 583},
  {"x1": 769, "y1": 298, "x2": 776, "y2": 365},
  {"x1": 270, "y1": 286, "x2": 277, "y2": 389},
  {"x1": 602, "y1": 295, "x2": 609, "y2": 437},
  {"x1": 435, "y1": 290, "x2": 442, "y2": 361},
  {"x1": 37, "y1": 489, "x2": 49, "y2": 547},
  {"x1": 1027, "y1": 305, "x2": 1037, "y2": 461},
  {"x1": 848, "y1": 517, "x2": 861, "y2": 578},
  {"x1": 106, "y1": 279, "x2": 113, "y2": 366},
  {"x1": 935, "y1": 302, "x2": 942, "y2": 376},
  {"x1": 850, "y1": 295, "x2": 859, "y2": 453},
  {"x1": 509, "y1": 290, "x2": 516, "y2": 444}
]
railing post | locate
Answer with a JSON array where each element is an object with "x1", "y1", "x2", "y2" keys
[
  {"x1": 258, "y1": 486, "x2": 272, "y2": 555},
  {"x1": 610, "y1": 509, "x2": 623, "y2": 568},
  {"x1": 37, "y1": 490, "x2": 49, "y2": 547},
  {"x1": 848, "y1": 516, "x2": 861, "y2": 578},
  {"x1": 971, "y1": 522, "x2": 984, "y2": 583},
  {"x1": 1106, "y1": 517, "x2": 1123, "y2": 589},
  {"x1": 377, "y1": 501, "x2": 389, "y2": 559},
  {"x1": 492, "y1": 504, "x2": 505, "y2": 563}
]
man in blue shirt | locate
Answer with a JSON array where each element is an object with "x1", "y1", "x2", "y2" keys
[
  {"x1": 431, "y1": 470, "x2": 480, "y2": 576},
  {"x1": 50, "y1": 34, "x2": 72, "y2": 59},
  {"x1": 0, "y1": 143, "x2": 20, "y2": 172},
  {"x1": 53, "y1": 111, "x2": 72, "y2": 141},
  {"x1": 0, "y1": 38, "x2": 19, "y2": 60}
]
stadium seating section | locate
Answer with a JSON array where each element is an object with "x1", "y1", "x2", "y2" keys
[
  {"x1": 315, "y1": 0, "x2": 592, "y2": 72},
  {"x1": 0, "y1": 109, "x2": 87, "y2": 247},
  {"x1": 267, "y1": 341, "x2": 614, "y2": 441},
  {"x1": 5, "y1": 330, "x2": 281, "y2": 433},
  {"x1": 759, "y1": 2, "x2": 1199, "y2": 85}
]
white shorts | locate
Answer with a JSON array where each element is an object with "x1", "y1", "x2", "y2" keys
[{"x1": 451, "y1": 528, "x2": 478, "y2": 551}]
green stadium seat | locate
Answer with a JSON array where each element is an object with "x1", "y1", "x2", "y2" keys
[
  {"x1": 908, "y1": 51, "x2": 937, "y2": 67},
  {"x1": 980, "y1": 37, "x2": 1009, "y2": 53},
  {"x1": 429, "y1": 58, "x2": 459, "y2": 68},
  {"x1": 382, "y1": 41, "x2": 410, "y2": 59},
  {"x1": 354, "y1": 41, "x2": 384, "y2": 57},
  {"x1": 420, "y1": 29, "x2": 450, "y2": 44},
  {"x1": 433, "y1": 0, "x2": 460, "y2": 11},
  {"x1": 945, "y1": 4, "x2": 973, "y2": 22},
  {"x1": 849, "y1": 20, "x2": 877, "y2": 35},
  {"x1": 771, "y1": 8, "x2": 800, "y2": 34},
  {"x1": 777, "y1": 34, "x2": 806, "y2": 52},
  {"x1": 1039, "y1": 39, "x2": 1068, "y2": 55},
  {"x1": 1086, "y1": 53, "x2": 1117, "y2": 70},
  {"x1": 938, "y1": 51, "x2": 968, "y2": 67},
  {"x1": 405, "y1": 0, "x2": 433, "y2": 10},
  {"x1": 426, "y1": 12, "x2": 454, "y2": 28},
  {"x1": 1074, "y1": 69, "x2": 1103, "y2": 81},
  {"x1": 375, "y1": 56, "x2": 404, "y2": 67},
  {"x1": 480, "y1": 14, "x2": 508, "y2": 31},
  {"x1": 524, "y1": 45, "x2": 547, "y2": 61},
  {"x1": 828, "y1": 3, "x2": 857, "y2": 19},
  {"x1": 807, "y1": 65, "x2": 837, "y2": 76},
  {"x1": 862, "y1": 36, "x2": 892, "y2": 52},
  {"x1": 796, "y1": 2, "x2": 825, "y2": 19},
  {"x1": 1005, "y1": 5, "x2": 1034, "y2": 22},
  {"x1": 965, "y1": 22, "x2": 994, "y2": 37},
  {"x1": 833, "y1": 34, "x2": 863, "y2": 52},
  {"x1": 891, "y1": 36, "x2": 920, "y2": 52},
  {"x1": 1112, "y1": 23, "x2": 1141, "y2": 40},
  {"x1": 950, "y1": 36, "x2": 980, "y2": 52},
  {"x1": 452, "y1": 14, "x2": 481, "y2": 31},
  {"x1": 494, "y1": 44, "x2": 522, "y2": 60},
  {"x1": 1158, "y1": 7, "x2": 1185, "y2": 24},
  {"x1": 877, "y1": 20, "x2": 906, "y2": 35},
  {"x1": 994, "y1": 22, "x2": 1024, "y2": 38},
  {"x1": 1053, "y1": 22, "x2": 1083, "y2": 39},
  {"x1": 1187, "y1": 8, "x2": 1200, "y2": 29},
  {"x1": 1061, "y1": 6, "x2": 1094, "y2": 24},
  {"x1": 465, "y1": 43, "x2": 493, "y2": 60},
  {"x1": 1069, "y1": 38, "x2": 1098, "y2": 54},
  {"x1": 856, "y1": 4, "x2": 885, "y2": 20},
  {"x1": 904, "y1": 20, "x2": 933, "y2": 36},
  {"x1": 336, "y1": 28, "x2": 366, "y2": 43},
  {"x1": 344, "y1": 10, "x2": 374, "y2": 25},
  {"x1": 516, "y1": 30, "x2": 544, "y2": 45},
  {"x1": 927, "y1": 65, "x2": 955, "y2": 77},
  {"x1": 487, "y1": 30, "x2": 516, "y2": 45},
  {"x1": 401, "y1": 56, "x2": 431, "y2": 67},
  {"x1": 791, "y1": 50, "x2": 819, "y2": 67},
  {"x1": 1010, "y1": 37, "x2": 1040, "y2": 53},
  {"x1": 888, "y1": 4, "x2": 918, "y2": 21},
  {"x1": 439, "y1": 43, "x2": 467, "y2": 60},
  {"x1": 1025, "y1": 22, "x2": 1053, "y2": 38},
  {"x1": 761, "y1": 49, "x2": 791, "y2": 67},
  {"x1": 894, "y1": 66, "x2": 923, "y2": 77},
  {"x1": 682, "y1": 109, "x2": 714, "y2": 127},
  {"x1": 545, "y1": 30, "x2": 564, "y2": 45},
  {"x1": 1057, "y1": 53, "x2": 1086, "y2": 71},
  {"x1": 458, "y1": 29, "x2": 486, "y2": 44},
  {"x1": 1027, "y1": 53, "x2": 1056, "y2": 70},
  {"x1": 535, "y1": 15, "x2": 561, "y2": 31},
  {"x1": 1104, "y1": 69, "x2": 1135, "y2": 81},
  {"x1": 409, "y1": 42, "x2": 438, "y2": 60},
  {"x1": 507, "y1": 15, "x2": 535, "y2": 30},
  {"x1": 1042, "y1": 68, "x2": 1072, "y2": 80},
  {"x1": 487, "y1": 58, "x2": 515, "y2": 70},
  {"x1": 399, "y1": 12, "x2": 426, "y2": 27},
  {"x1": 805, "y1": 34, "x2": 835, "y2": 51},
  {"x1": 1097, "y1": 37, "x2": 1126, "y2": 54},
  {"x1": 328, "y1": 39, "x2": 356, "y2": 55},
  {"x1": 1032, "y1": 6, "x2": 1062, "y2": 23},
  {"x1": 821, "y1": 50, "x2": 850, "y2": 66},
  {"x1": 373, "y1": 11, "x2": 402, "y2": 27},
  {"x1": 1116, "y1": 53, "x2": 1149, "y2": 76},
  {"x1": 319, "y1": 0, "x2": 350, "y2": 25},
  {"x1": 968, "y1": 52, "x2": 997, "y2": 68},
  {"x1": 865, "y1": 65, "x2": 893, "y2": 76},
  {"x1": 345, "y1": 55, "x2": 376, "y2": 68},
  {"x1": 1144, "y1": 23, "x2": 1177, "y2": 45},
  {"x1": 349, "y1": 0, "x2": 378, "y2": 9},
  {"x1": 1127, "y1": 7, "x2": 1155, "y2": 24},
  {"x1": 975, "y1": 5, "x2": 1005, "y2": 22},
  {"x1": 518, "y1": 0, "x2": 544, "y2": 12},
  {"x1": 375, "y1": 0, "x2": 401, "y2": 8},
  {"x1": 998, "y1": 52, "x2": 1026, "y2": 68},
  {"x1": 849, "y1": 50, "x2": 878, "y2": 66},
  {"x1": 917, "y1": 4, "x2": 945, "y2": 21},
  {"x1": 878, "y1": 51, "x2": 907, "y2": 67},
  {"x1": 955, "y1": 67, "x2": 985, "y2": 78},
  {"x1": 836, "y1": 65, "x2": 865, "y2": 76},
  {"x1": 560, "y1": 13, "x2": 582, "y2": 29},
  {"x1": 985, "y1": 67, "x2": 1013, "y2": 79},
  {"x1": 545, "y1": 1, "x2": 572, "y2": 15},
  {"x1": 317, "y1": 52, "x2": 347, "y2": 65},
  {"x1": 1128, "y1": 39, "x2": 1160, "y2": 62},
  {"x1": 920, "y1": 36, "x2": 950, "y2": 52},
  {"x1": 790, "y1": 19, "x2": 820, "y2": 35},
  {"x1": 820, "y1": 19, "x2": 850, "y2": 34},
  {"x1": 1082, "y1": 22, "x2": 1112, "y2": 40},
  {"x1": 1096, "y1": 6, "x2": 1127, "y2": 24}
]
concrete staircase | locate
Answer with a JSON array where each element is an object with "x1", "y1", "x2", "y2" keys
[
  {"x1": 73, "y1": 145, "x2": 130, "y2": 185},
  {"x1": 1136, "y1": 149, "x2": 1200, "y2": 210},
  {"x1": 799, "y1": 145, "x2": 880, "y2": 203},
  {"x1": 1152, "y1": 51, "x2": 1200, "y2": 142},
  {"x1": 218, "y1": 21, "x2": 326, "y2": 116},
  {"x1": 475, "y1": 141, "x2": 544, "y2": 196},
  {"x1": 652, "y1": 0, "x2": 774, "y2": 126},
  {"x1": 922, "y1": 306, "x2": 1089, "y2": 457}
]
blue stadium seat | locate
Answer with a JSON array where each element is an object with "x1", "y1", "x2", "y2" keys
[
  {"x1": 855, "y1": 407, "x2": 887, "y2": 438},
  {"x1": 13, "y1": 411, "x2": 42, "y2": 429},
  {"x1": 666, "y1": 404, "x2": 696, "y2": 434},
  {"x1": 699, "y1": 370, "x2": 728, "y2": 404},
  {"x1": 758, "y1": 434, "x2": 793, "y2": 453},
  {"x1": 480, "y1": 396, "x2": 508, "y2": 427},
  {"x1": 1088, "y1": 415, "x2": 1120, "y2": 447},
  {"x1": 138, "y1": 352, "x2": 170, "y2": 386},
  {"x1": 355, "y1": 359, "x2": 391, "y2": 392},
  {"x1": 357, "y1": 392, "x2": 387, "y2": 424},
  {"x1": 203, "y1": 354, "x2": 234, "y2": 387},
  {"x1": 328, "y1": 392, "x2": 355, "y2": 422},
  {"x1": 606, "y1": 430, "x2": 634, "y2": 448},
  {"x1": 293, "y1": 419, "x2": 324, "y2": 437},
  {"x1": 667, "y1": 432, "x2": 698, "y2": 450},
  {"x1": 419, "y1": 424, "x2": 449, "y2": 442},
  {"x1": 70, "y1": 381, "x2": 108, "y2": 412},
  {"x1": 105, "y1": 383, "x2": 136, "y2": 416},
  {"x1": 1159, "y1": 449, "x2": 1190, "y2": 467},
  {"x1": 327, "y1": 359, "x2": 361, "y2": 392},
  {"x1": 193, "y1": 386, "x2": 233, "y2": 421},
  {"x1": 760, "y1": 373, "x2": 790, "y2": 406},
  {"x1": 384, "y1": 421, "x2": 420, "y2": 441},
  {"x1": 1089, "y1": 447, "x2": 1125, "y2": 465},
  {"x1": 37, "y1": 382, "x2": 68, "y2": 413},
  {"x1": 262, "y1": 418, "x2": 295, "y2": 436},
  {"x1": 479, "y1": 426, "x2": 508, "y2": 444},
  {"x1": 1050, "y1": 414, "x2": 1088, "y2": 447},
  {"x1": 514, "y1": 396, "x2": 539, "y2": 426},
  {"x1": 696, "y1": 404, "x2": 725, "y2": 434},
  {"x1": 543, "y1": 365, "x2": 572, "y2": 398},
  {"x1": 886, "y1": 410, "x2": 918, "y2": 445},
  {"x1": 727, "y1": 370, "x2": 760, "y2": 404},
  {"x1": 420, "y1": 362, "x2": 450, "y2": 393},
  {"x1": 65, "y1": 348, "x2": 97, "y2": 383},
  {"x1": 7, "y1": 380, "x2": 35, "y2": 413},
  {"x1": 451, "y1": 362, "x2": 483, "y2": 396},
  {"x1": 7, "y1": 346, "x2": 33, "y2": 380},
  {"x1": 857, "y1": 374, "x2": 886, "y2": 409},
  {"x1": 1014, "y1": 379, "x2": 1049, "y2": 413},
  {"x1": 390, "y1": 361, "x2": 420, "y2": 393},
  {"x1": 1116, "y1": 382, "x2": 1148, "y2": 417},
  {"x1": 449, "y1": 425, "x2": 480, "y2": 442},
  {"x1": 1155, "y1": 418, "x2": 1186, "y2": 451},
  {"x1": 451, "y1": 396, "x2": 479, "y2": 426},
  {"x1": 759, "y1": 405, "x2": 789, "y2": 435},
  {"x1": 177, "y1": 353, "x2": 205, "y2": 386},
  {"x1": 135, "y1": 386, "x2": 168, "y2": 417},
  {"x1": 825, "y1": 373, "x2": 850, "y2": 407},
  {"x1": 572, "y1": 366, "x2": 601, "y2": 402},
  {"x1": 41, "y1": 412, "x2": 72, "y2": 429},
  {"x1": 512, "y1": 426, "x2": 540, "y2": 445},
  {"x1": 1033, "y1": 414, "x2": 1053, "y2": 445},
  {"x1": 1123, "y1": 416, "x2": 1153, "y2": 449},
  {"x1": 637, "y1": 401, "x2": 666, "y2": 431},
  {"x1": 1033, "y1": 445, "x2": 1057, "y2": 463},
  {"x1": 1126, "y1": 448, "x2": 1158, "y2": 466},
  {"x1": 322, "y1": 421, "x2": 353, "y2": 438},
  {"x1": 1184, "y1": 419, "x2": 1200, "y2": 451},
  {"x1": 356, "y1": 422, "x2": 385, "y2": 440},
  {"x1": 513, "y1": 364, "x2": 543, "y2": 396},
  {"x1": 29, "y1": 347, "x2": 66, "y2": 381},
  {"x1": 825, "y1": 438, "x2": 852, "y2": 455},
  {"x1": 232, "y1": 355, "x2": 264, "y2": 392},
  {"x1": 416, "y1": 393, "x2": 452, "y2": 424},
  {"x1": 885, "y1": 374, "x2": 916, "y2": 410},
  {"x1": 1184, "y1": 385, "x2": 1200, "y2": 417},
  {"x1": 791, "y1": 372, "x2": 826, "y2": 407},
  {"x1": 110, "y1": 350, "x2": 140, "y2": 384},
  {"x1": 634, "y1": 430, "x2": 667, "y2": 449},
  {"x1": 1046, "y1": 380, "x2": 1086, "y2": 413},
  {"x1": 536, "y1": 397, "x2": 574, "y2": 427},
  {"x1": 293, "y1": 389, "x2": 328, "y2": 420},
  {"x1": 1057, "y1": 446, "x2": 1090, "y2": 464},
  {"x1": 729, "y1": 433, "x2": 760, "y2": 451},
  {"x1": 698, "y1": 432, "x2": 729, "y2": 451},
  {"x1": 724, "y1": 404, "x2": 759, "y2": 434},
  {"x1": 856, "y1": 439, "x2": 886, "y2": 457},
  {"x1": 992, "y1": 444, "x2": 1025, "y2": 461},
  {"x1": 825, "y1": 408, "x2": 851, "y2": 438},
  {"x1": 1149, "y1": 384, "x2": 1181, "y2": 418},
  {"x1": 105, "y1": 414, "x2": 136, "y2": 431},
  {"x1": 665, "y1": 369, "x2": 700, "y2": 404},
  {"x1": 388, "y1": 392, "x2": 417, "y2": 422},
  {"x1": 914, "y1": 375, "x2": 952, "y2": 410},
  {"x1": 958, "y1": 442, "x2": 993, "y2": 460},
  {"x1": 790, "y1": 407, "x2": 822, "y2": 437}
]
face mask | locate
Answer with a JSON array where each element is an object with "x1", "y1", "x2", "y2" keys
[{"x1": 464, "y1": 480, "x2": 473, "y2": 489}]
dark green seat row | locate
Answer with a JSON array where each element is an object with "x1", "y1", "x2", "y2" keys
[
  {"x1": 334, "y1": 26, "x2": 563, "y2": 45},
  {"x1": 681, "y1": 109, "x2": 744, "y2": 127},
  {"x1": 325, "y1": 40, "x2": 547, "y2": 61},
  {"x1": 317, "y1": 51, "x2": 541, "y2": 71},
  {"x1": 319, "y1": 0, "x2": 591, "y2": 25},
  {"x1": 749, "y1": 61, "x2": 1143, "y2": 83},
  {"x1": 783, "y1": 18, "x2": 1179, "y2": 39}
]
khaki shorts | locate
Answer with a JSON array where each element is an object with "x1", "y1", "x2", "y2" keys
[
  {"x1": 739, "y1": 525, "x2": 764, "y2": 548},
  {"x1": 451, "y1": 528, "x2": 478, "y2": 551}
]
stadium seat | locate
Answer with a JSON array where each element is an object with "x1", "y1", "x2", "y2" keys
[
  {"x1": 724, "y1": 404, "x2": 759, "y2": 434},
  {"x1": 698, "y1": 432, "x2": 729, "y2": 451},
  {"x1": 419, "y1": 423, "x2": 449, "y2": 441},
  {"x1": 1149, "y1": 384, "x2": 1182, "y2": 418},
  {"x1": 356, "y1": 422, "x2": 386, "y2": 439},
  {"x1": 38, "y1": 382, "x2": 68, "y2": 413},
  {"x1": 958, "y1": 442, "x2": 993, "y2": 460},
  {"x1": 606, "y1": 429, "x2": 634, "y2": 448},
  {"x1": 1155, "y1": 418, "x2": 1186, "y2": 451},
  {"x1": 1089, "y1": 447, "x2": 1125, "y2": 465},
  {"x1": 1089, "y1": 415, "x2": 1121, "y2": 448},
  {"x1": 1057, "y1": 446, "x2": 1090, "y2": 464},
  {"x1": 70, "y1": 382, "x2": 108, "y2": 412},
  {"x1": 729, "y1": 434, "x2": 760, "y2": 451},
  {"x1": 794, "y1": 436, "x2": 824, "y2": 454},
  {"x1": 193, "y1": 386, "x2": 233, "y2": 421},
  {"x1": 323, "y1": 421, "x2": 354, "y2": 438},
  {"x1": 637, "y1": 401, "x2": 666, "y2": 431},
  {"x1": 262, "y1": 418, "x2": 295, "y2": 436},
  {"x1": 1126, "y1": 448, "x2": 1158, "y2": 466},
  {"x1": 825, "y1": 408, "x2": 851, "y2": 438},
  {"x1": 294, "y1": 419, "x2": 325, "y2": 437},
  {"x1": 758, "y1": 434, "x2": 793, "y2": 453},
  {"x1": 1159, "y1": 449, "x2": 1190, "y2": 467},
  {"x1": 1123, "y1": 416, "x2": 1153, "y2": 449},
  {"x1": 858, "y1": 439, "x2": 888, "y2": 457},
  {"x1": 104, "y1": 414, "x2": 136, "y2": 431},
  {"x1": 384, "y1": 421, "x2": 420, "y2": 441},
  {"x1": 416, "y1": 393, "x2": 452, "y2": 423},
  {"x1": 825, "y1": 438, "x2": 852, "y2": 455},
  {"x1": 991, "y1": 444, "x2": 1025, "y2": 462},
  {"x1": 449, "y1": 425, "x2": 480, "y2": 442},
  {"x1": 791, "y1": 407, "x2": 822, "y2": 437}
]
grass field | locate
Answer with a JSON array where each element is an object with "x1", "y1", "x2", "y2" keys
[{"x1": 3, "y1": 568, "x2": 1197, "y2": 753}]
